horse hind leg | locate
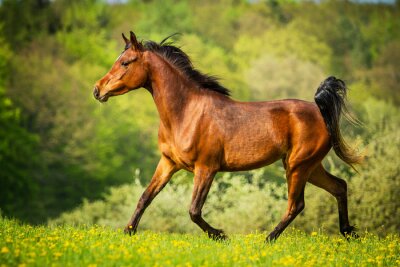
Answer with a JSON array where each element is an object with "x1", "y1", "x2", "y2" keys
[
  {"x1": 266, "y1": 163, "x2": 309, "y2": 242},
  {"x1": 308, "y1": 164, "x2": 358, "y2": 238}
]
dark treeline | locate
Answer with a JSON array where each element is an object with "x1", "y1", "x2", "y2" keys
[{"x1": 0, "y1": 0, "x2": 399, "y2": 231}]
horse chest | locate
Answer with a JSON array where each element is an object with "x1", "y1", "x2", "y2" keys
[
  {"x1": 158, "y1": 113, "x2": 222, "y2": 171},
  {"x1": 158, "y1": 132, "x2": 198, "y2": 171}
]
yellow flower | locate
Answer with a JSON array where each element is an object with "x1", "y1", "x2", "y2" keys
[
  {"x1": 27, "y1": 252, "x2": 36, "y2": 258},
  {"x1": 1, "y1": 247, "x2": 10, "y2": 254},
  {"x1": 311, "y1": 232, "x2": 318, "y2": 237},
  {"x1": 14, "y1": 249, "x2": 20, "y2": 256}
]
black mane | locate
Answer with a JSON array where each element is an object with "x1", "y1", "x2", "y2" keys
[{"x1": 142, "y1": 36, "x2": 231, "y2": 96}]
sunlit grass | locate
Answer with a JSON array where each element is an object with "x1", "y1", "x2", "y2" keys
[{"x1": 0, "y1": 218, "x2": 399, "y2": 267}]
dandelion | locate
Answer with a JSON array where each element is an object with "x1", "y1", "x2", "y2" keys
[
  {"x1": 311, "y1": 231, "x2": 318, "y2": 237},
  {"x1": 1, "y1": 247, "x2": 10, "y2": 253},
  {"x1": 27, "y1": 252, "x2": 36, "y2": 258},
  {"x1": 172, "y1": 240, "x2": 190, "y2": 248},
  {"x1": 53, "y1": 252, "x2": 62, "y2": 258},
  {"x1": 249, "y1": 254, "x2": 260, "y2": 262},
  {"x1": 14, "y1": 248, "x2": 20, "y2": 256}
]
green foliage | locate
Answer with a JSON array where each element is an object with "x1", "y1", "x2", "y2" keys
[
  {"x1": 0, "y1": 87, "x2": 42, "y2": 221},
  {"x1": 350, "y1": 99, "x2": 400, "y2": 234},
  {"x1": 133, "y1": 0, "x2": 193, "y2": 35},
  {"x1": 233, "y1": 26, "x2": 332, "y2": 71},
  {"x1": 364, "y1": 41, "x2": 400, "y2": 104},
  {"x1": 0, "y1": 0, "x2": 161, "y2": 220},
  {"x1": 0, "y1": 0, "x2": 58, "y2": 48},
  {"x1": 0, "y1": 31, "x2": 42, "y2": 221},
  {"x1": 50, "y1": 169, "x2": 288, "y2": 233},
  {"x1": 246, "y1": 55, "x2": 325, "y2": 100}
]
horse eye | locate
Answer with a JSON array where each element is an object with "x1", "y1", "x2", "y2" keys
[{"x1": 121, "y1": 57, "x2": 137, "y2": 67}]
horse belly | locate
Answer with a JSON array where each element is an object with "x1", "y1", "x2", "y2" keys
[{"x1": 221, "y1": 140, "x2": 285, "y2": 171}]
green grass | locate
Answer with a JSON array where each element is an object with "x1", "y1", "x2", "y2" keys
[{"x1": 0, "y1": 218, "x2": 399, "y2": 267}]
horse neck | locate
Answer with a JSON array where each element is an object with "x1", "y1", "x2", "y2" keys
[{"x1": 145, "y1": 52, "x2": 197, "y2": 129}]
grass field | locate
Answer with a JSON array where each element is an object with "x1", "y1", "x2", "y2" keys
[{"x1": 0, "y1": 218, "x2": 399, "y2": 267}]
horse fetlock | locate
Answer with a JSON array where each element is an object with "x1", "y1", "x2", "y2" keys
[
  {"x1": 189, "y1": 210, "x2": 201, "y2": 222},
  {"x1": 207, "y1": 229, "x2": 227, "y2": 241}
]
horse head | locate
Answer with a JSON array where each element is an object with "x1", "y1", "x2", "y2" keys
[{"x1": 93, "y1": 31, "x2": 148, "y2": 102}]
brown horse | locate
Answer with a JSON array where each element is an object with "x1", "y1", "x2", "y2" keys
[{"x1": 93, "y1": 31, "x2": 361, "y2": 241}]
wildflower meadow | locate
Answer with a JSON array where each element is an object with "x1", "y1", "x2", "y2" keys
[{"x1": 1, "y1": 218, "x2": 399, "y2": 267}]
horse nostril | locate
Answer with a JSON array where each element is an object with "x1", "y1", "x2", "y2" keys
[{"x1": 93, "y1": 86, "x2": 100, "y2": 99}]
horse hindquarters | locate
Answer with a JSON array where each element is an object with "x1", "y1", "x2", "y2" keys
[{"x1": 266, "y1": 115, "x2": 330, "y2": 241}]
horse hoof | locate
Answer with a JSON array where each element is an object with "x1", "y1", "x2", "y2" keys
[
  {"x1": 208, "y1": 230, "x2": 228, "y2": 241},
  {"x1": 341, "y1": 225, "x2": 359, "y2": 240},
  {"x1": 124, "y1": 225, "x2": 135, "y2": 236},
  {"x1": 344, "y1": 231, "x2": 359, "y2": 240},
  {"x1": 266, "y1": 231, "x2": 279, "y2": 243}
]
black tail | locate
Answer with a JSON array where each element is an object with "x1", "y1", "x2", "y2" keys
[{"x1": 314, "y1": 76, "x2": 362, "y2": 169}]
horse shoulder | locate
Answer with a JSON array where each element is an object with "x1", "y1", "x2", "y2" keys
[{"x1": 156, "y1": 107, "x2": 207, "y2": 171}]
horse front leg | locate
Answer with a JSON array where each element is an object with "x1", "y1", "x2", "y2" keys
[
  {"x1": 189, "y1": 167, "x2": 227, "y2": 240},
  {"x1": 124, "y1": 156, "x2": 177, "y2": 235}
]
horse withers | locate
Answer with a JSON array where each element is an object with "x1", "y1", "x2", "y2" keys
[{"x1": 93, "y1": 31, "x2": 361, "y2": 241}]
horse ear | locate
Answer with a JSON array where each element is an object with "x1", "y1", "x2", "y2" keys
[
  {"x1": 122, "y1": 33, "x2": 129, "y2": 46},
  {"x1": 130, "y1": 31, "x2": 143, "y2": 51}
]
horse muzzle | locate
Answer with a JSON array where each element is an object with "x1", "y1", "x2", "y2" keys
[
  {"x1": 93, "y1": 86, "x2": 109, "y2": 102},
  {"x1": 93, "y1": 86, "x2": 100, "y2": 99}
]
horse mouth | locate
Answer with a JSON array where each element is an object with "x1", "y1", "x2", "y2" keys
[
  {"x1": 96, "y1": 85, "x2": 127, "y2": 103},
  {"x1": 98, "y1": 94, "x2": 109, "y2": 102}
]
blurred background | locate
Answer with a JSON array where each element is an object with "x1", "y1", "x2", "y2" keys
[{"x1": 0, "y1": 0, "x2": 399, "y2": 235}]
